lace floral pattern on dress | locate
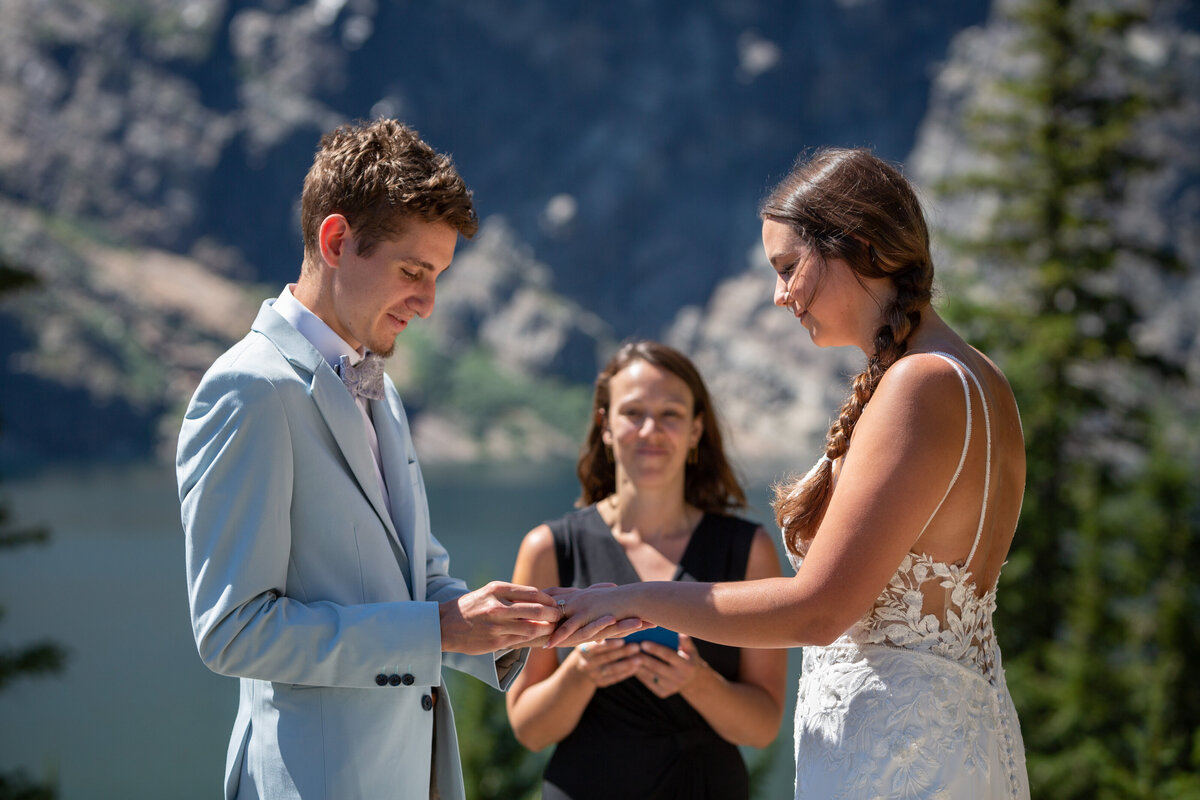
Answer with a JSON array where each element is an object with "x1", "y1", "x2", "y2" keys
[
  {"x1": 791, "y1": 551, "x2": 1028, "y2": 799},
  {"x1": 851, "y1": 551, "x2": 1000, "y2": 681},
  {"x1": 795, "y1": 643, "x2": 1002, "y2": 800}
]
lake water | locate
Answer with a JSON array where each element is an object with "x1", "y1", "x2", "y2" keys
[{"x1": 0, "y1": 459, "x2": 801, "y2": 798}]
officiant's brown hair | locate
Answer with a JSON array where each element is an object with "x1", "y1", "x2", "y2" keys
[
  {"x1": 300, "y1": 118, "x2": 478, "y2": 271},
  {"x1": 576, "y1": 340, "x2": 747, "y2": 514},
  {"x1": 762, "y1": 147, "x2": 934, "y2": 558}
]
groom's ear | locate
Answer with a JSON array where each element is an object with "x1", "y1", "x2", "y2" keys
[{"x1": 319, "y1": 214, "x2": 352, "y2": 269}]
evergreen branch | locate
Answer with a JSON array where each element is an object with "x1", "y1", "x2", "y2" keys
[
  {"x1": 0, "y1": 261, "x2": 40, "y2": 295},
  {"x1": 0, "y1": 642, "x2": 68, "y2": 692},
  {"x1": 0, "y1": 527, "x2": 50, "y2": 550},
  {"x1": 0, "y1": 770, "x2": 58, "y2": 800}
]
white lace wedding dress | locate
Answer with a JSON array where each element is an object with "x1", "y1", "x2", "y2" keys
[{"x1": 790, "y1": 353, "x2": 1031, "y2": 799}]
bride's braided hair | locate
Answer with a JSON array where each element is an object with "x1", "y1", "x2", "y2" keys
[{"x1": 761, "y1": 148, "x2": 934, "y2": 557}]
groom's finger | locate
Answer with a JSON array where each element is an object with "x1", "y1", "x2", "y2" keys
[
  {"x1": 489, "y1": 582, "x2": 559, "y2": 607},
  {"x1": 492, "y1": 619, "x2": 558, "y2": 647},
  {"x1": 503, "y1": 601, "x2": 563, "y2": 622},
  {"x1": 553, "y1": 615, "x2": 644, "y2": 649},
  {"x1": 545, "y1": 613, "x2": 604, "y2": 649}
]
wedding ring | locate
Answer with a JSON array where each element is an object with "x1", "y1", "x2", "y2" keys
[
  {"x1": 580, "y1": 643, "x2": 590, "y2": 654},
  {"x1": 556, "y1": 598, "x2": 567, "y2": 617}
]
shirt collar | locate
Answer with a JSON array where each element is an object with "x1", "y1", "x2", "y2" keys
[{"x1": 274, "y1": 285, "x2": 364, "y2": 368}]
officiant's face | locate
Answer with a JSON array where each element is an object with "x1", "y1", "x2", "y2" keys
[
  {"x1": 329, "y1": 217, "x2": 457, "y2": 357},
  {"x1": 602, "y1": 359, "x2": 703, "y2": 489}
]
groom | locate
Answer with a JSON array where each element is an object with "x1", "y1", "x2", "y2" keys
[{"x1": 178, "y1": 119, "x2": 572, "y2": 799}]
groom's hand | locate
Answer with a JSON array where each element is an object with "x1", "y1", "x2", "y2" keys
[{"x1": 439, "y1": 581, "x2": 561, "y2": 655}]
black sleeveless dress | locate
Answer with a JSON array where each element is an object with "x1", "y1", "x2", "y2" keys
[{"x1": 541, "y1": 505, "x2": 759, "y2": 800}]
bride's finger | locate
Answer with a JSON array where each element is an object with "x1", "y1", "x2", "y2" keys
[
  {"x1": 602, "y1": 616, "x2": 647, "y2": 639},
  {"x1": 554, "y1": 614, "x2": 620, "y2": 649},
  {"x1": 546, "y1": 613, "x2": 607, "y2": 649},
  {"x1": 560, "y1": 615, "x2": 644, "y2": 649}
]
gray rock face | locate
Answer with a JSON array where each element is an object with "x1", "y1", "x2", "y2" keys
[
  {"x1": 0, "y1": 0, "x2": 238, "y2": 250},
  {"x1": 10, "y1": 0, "x2": 1195, "y2": 464},
  {"x1": 659, "y1": 2, "x2": 1200, "y2": 468},
  {"x1": 427, "y1": 217, "x2": 616, "y2": 385},
  {"x1": 1, "y1": 0, "x2": 989, "y2": 281},
  {"x1": 0, "y1": 0, "x2": 994, "y2": 462}
]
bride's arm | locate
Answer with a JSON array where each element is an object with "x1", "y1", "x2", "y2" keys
[{"x1": 548, "y1": 357, "x2": 972, "y2": 650}]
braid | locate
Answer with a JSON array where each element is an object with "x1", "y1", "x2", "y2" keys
[
  {"x1": 760, "y1": 148, "x2": 934, "y2": 558},
  {"x1": 773, "y1": 265, "x2": 931, "y2": 557}
]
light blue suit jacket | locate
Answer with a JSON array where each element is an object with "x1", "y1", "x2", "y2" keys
[{"x1": 177, "y1": 300, "x2": 525, "y2": 799}]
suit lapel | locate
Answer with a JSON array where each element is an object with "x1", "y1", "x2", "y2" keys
[
  {"x1": 308, "y1": 373, "x2": 396, "y2": 533},
  {"x1": 251, "y1": 301, "x2": 412, "y2": 586},
  {"x1": 372, "y1": 390, "x2": 423, "y2": 600}
]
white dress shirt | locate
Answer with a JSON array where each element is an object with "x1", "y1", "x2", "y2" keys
[{"x1": 274, "y1": 285, "x2": 390, "y2": 512}]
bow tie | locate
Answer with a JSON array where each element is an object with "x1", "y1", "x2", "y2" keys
[{"x1": 336, "y1": 353, "x2": 386, "y2": 401}]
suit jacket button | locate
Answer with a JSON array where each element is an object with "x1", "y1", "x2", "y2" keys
[
  {"x1": 402, "y1": 673, "x2": 415, "y2": 686},
  {"x1": 375, "y1": 674, "x2": 389, "y2": 686},
  {"x1": 388, "y1": 674, "x2": 402, "y2": 687},
  {"x1": 421, "y1": 694, "x2": 433, "y2": 711}
]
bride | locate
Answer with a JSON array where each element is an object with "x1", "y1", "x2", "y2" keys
[{"x1": 549, "y1": 147, "x2": 1032, "y2": 799}]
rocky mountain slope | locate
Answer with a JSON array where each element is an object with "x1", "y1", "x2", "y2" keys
[
  {"x1": 1, "y1": 0, "x2": 1195, "y2": 467},
  {"x1": 907, "y1": 0, "x2": 1200, "y2": 380},
  {"x1": 646, "y1": 0, "x2": 1200, "y2": 470}
]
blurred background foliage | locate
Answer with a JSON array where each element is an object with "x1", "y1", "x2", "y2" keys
[
  {"x1": 936, "y1": 0, "x2": 1200, "y2": 796},
  {"x1": 0, "y1": 263, "x2": 65, "y2": 800},
  {"x1": 400, "y1": 326, "x2": 594, "y2": 451}
]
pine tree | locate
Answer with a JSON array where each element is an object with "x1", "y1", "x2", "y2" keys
[
  {"x1": 933, "y1": 0, "x2": 1200, "y2": 796},
  {"x1": 0, "y1": 258, "x2": 65, "y2": 800}
]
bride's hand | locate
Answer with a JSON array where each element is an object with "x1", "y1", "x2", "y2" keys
[{"x1": 546, "y1": 584, "x2": 646, "y2": 649}]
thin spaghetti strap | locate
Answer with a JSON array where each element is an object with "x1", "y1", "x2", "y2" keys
[
  {"x1": 915, "y1": 354, "x2": 972, "y2": 536},
  {"x1": 961, "y1": 367, "x2": 992, "y2": 568},
  {"x1": 924, "y1": 352, "x2": 993, "y2": 568}
]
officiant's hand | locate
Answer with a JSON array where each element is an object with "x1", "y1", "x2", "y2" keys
[
  {"x1": 570, "y1": 638, "x2": 644, "y2": 688},
  {"x1": 635, "y1": 633, "x2": 705, "y2": 698}
]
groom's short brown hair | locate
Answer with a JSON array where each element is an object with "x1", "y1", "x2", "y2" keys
[{"x1": 300, "y1": 118, "x2": 477, "y2": 264}]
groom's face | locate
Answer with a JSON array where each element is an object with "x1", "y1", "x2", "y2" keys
[{"x1": 329, "y1": 218, "x2": 457, "y2": 357}]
